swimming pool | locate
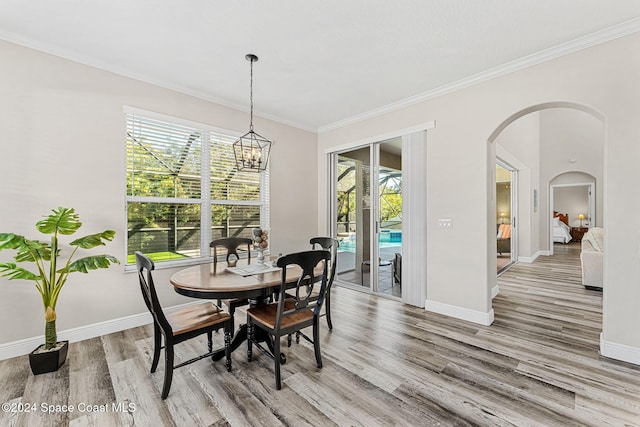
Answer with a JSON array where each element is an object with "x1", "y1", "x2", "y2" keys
[{"x1": 338, "y1": 231, "x2": 402, "y2": 253}]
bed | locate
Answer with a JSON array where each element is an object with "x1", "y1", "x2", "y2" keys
[{"x1": 552, "y1": 211, "x2": 572, "y2": 243}]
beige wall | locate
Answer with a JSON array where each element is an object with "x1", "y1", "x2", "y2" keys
[
  {"x1": 0, "y1": 39, "x2": 318, "y2": 346},
  {"x1": 318, "y1": 32, "x2": 640, "y2": 361},
  {"x1": 553, "y1": 185, "x2": 591, "y2": 228}
]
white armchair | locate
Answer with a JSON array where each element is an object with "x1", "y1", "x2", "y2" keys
[{"x1": 580, "y1": 227, "x2": 604, "y2": 290}]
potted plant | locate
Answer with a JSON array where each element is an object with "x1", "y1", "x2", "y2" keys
[{"x1": 0, "y1": 207, "x2": 119, "y2": 374}]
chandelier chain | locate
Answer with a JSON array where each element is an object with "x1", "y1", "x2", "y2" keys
[
  {"x1": 232, "y1": 53, "x2": 271, "y2": 172},
  {"x1": 249, "y1": 57, "x2": 254, "y2": 132}
]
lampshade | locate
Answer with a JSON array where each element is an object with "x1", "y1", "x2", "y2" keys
[{"x1": 578, "y1": 214, "x2": 585, "y2": 220}]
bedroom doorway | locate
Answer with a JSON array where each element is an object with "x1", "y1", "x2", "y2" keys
[
  {"x1": 549, "y1": 179, "x2": 596, "y2": 255},
  {"x1": 496, "y1": 160, "x2": 517, "y2": 273}
]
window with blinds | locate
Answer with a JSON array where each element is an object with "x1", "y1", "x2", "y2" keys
[{"x1": 126, "y1": 112, "x2": 267, "y2": 266}]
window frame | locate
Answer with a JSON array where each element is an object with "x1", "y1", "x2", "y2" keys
[{"x1": 124, "y1": 107, "x2": 269, "y2": 270}]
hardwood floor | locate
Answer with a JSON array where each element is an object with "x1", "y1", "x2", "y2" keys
[
  {"x1": 496, "y1": 254, "x2": 512, "y2": 272},
  {"x1": 1, "y1": 242, "x2": 639, "y2": 426}
]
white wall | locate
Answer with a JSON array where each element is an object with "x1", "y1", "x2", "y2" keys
[
  {"x1": 553, "y1": 186, "x2": 590, "y2": 227},
  {"x1": 318, "y1": 32, "x2": 640, "y2": 363},
  {"x1": 0, "y1": 39, "x2": 318, "y2": 348}
]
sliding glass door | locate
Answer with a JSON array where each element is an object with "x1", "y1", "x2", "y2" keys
[
  {"x1": 496, "y1": 160, "x2": 517, "y2": 273},
  {"x1": 332, "y1": 139, "x2": 402, "y2": 298},
  {"x1": 377, "y1": 140, "x2": 402, "y2": 297}
]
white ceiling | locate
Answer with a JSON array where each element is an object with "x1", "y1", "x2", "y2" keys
[{"x1": 2, "y1": 1, "x2": 640, "y2": 132}]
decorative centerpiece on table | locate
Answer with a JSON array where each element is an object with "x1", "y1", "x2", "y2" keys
[{"x1": 252, "y1": 227, "x2": 268, "y2": 265}]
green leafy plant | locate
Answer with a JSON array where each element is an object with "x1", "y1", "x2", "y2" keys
[{"x1": 0, "y1": 207, "x2": 119, "y2": 350}]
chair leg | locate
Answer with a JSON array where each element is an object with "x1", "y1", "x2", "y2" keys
[
  {"x1": 227, "y1": 304, "x2": 236, "y2": 334},
  {"x1": 247, "y1": 321, "x2": 253, "y2": 362},
  {"x1": 274, "y1": 334, "x2": 282, "y2": 390},
  {"x1": 325, "y1": 288, "x2": 333, "y2": 330},
  {"x1": 313, "y1": 318, "x2": 323, "y2": 369},
  {"x1": 224, "y1": 328, "x2": 232, "y2": 372},
  {"x1": 161, "y1": 343, "x2": 174, "y2": 399},
  {"x1": 151, "y1": 324, "x2": 162, "y2": 373},
  {"x1": 207, "y1": 331, "x2": 213, "y2": 353}
]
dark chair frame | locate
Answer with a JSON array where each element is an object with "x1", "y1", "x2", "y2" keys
[
  {"x1": 210, "y1": 237, "x2": 253, "y2": 267},
  {"x1": 247, "y1": 250, "x2": 330, "y2": 390},
  {"x1": 287, "y1": 237, "x2": 339, "y2": 346},
  {"x1": 135, "y1": 252, "x2": 232, "y2": 399},
  {"x1": 392, "y1": 252, "x2": 402, "y2": 287},
  {"x1": 309, "y1": 237, "x2": 339, "y2": 330},
  {"x1": 210, "y1": 237, "x2": 253, "y2": 330}
]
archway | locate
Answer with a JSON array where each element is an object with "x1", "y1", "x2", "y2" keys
[
  {"x1": 549, "y1": 171, "x2": 597, "y2": 255},
  {"x1": 487, "y1": 101, "x2": 605, "y2": 300}
]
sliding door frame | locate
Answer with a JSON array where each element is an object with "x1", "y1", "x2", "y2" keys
[
  {"x1": 325, "y1": 121, "x2": 434, "y2": 306},
  {"x1": 496, "y1": 158, "x2": 518, "y2": 271}
]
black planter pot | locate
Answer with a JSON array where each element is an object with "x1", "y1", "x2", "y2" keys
[{"x1": 29, "y1": 341, "x2": 69, "y2": 375}]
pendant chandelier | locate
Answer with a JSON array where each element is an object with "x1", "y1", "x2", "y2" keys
[{"x1": 233, "y1": 54, "x2": 272, "y2": 172}]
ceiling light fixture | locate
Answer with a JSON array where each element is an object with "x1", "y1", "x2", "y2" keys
[{"x1": 233, "y1": 54, "x2": 272, "y2": 172}]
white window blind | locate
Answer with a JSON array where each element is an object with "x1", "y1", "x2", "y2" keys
[{"x1": 125, "y1": 112, "x2": 267, "y2": 266}]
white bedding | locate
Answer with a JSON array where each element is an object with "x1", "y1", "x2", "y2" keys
[{"x1": 552, "y1": 217, "x2": 572, "y2": 243}]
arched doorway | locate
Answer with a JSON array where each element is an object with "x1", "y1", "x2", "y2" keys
[
  {"x1": 487, "y1": 101, "x2": 605, "y2": 299},
  {"x1": 549, "y1": 172, "x2": 597, "y2": 255}
]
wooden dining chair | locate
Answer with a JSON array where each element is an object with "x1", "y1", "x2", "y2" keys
[
  {"x1": 286, "y1": 237, "x2": 339, "y2": 346},
  {"x1": 135, "y1": 252, "x2": 232, "y2": 399},
  {"x1": 210, "y1": 237, "x2": 253, "y2": 330},
  {"x1": 247, "y1": 249, "x2": 331, "y2": 390},
  {"x1": 392, "y1": 252, "x2": 402, "y2": 287},
  {"x1": 309, "y1": 237, "x2": 339, "y2": 330}
]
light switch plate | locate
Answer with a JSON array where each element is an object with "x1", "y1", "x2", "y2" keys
[{"x1": 438, "y1": 218, "x2": 452, "y2": 229}]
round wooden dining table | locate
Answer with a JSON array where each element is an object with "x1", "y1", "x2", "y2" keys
[
  {"x1": 169, "y1": 259, "x2": 307, "y2": 360},
  {"x1": 170, "y1": 260, "x2": 286, "y2": 301}
]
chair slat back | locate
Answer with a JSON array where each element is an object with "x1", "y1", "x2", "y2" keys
[
  {"x1": 310, "y1": 237, "x2": 339, "y2": 287},
  {"x1": 275, "y1": 250, "x2": 330, "y2": 329},
  {"x1": 210, "y1": 237, "x2": 253, "y2": 264},
  {"x1": 393, "y1": 252, "x2": 402, "y2": 285},
  {"x1": 135, "y1": 252, "x2": 172, "y2": 334}
]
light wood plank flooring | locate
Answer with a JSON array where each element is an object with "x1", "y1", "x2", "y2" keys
[{"x1": 1, "y1": 242, "x2": 639, "y2": 426}]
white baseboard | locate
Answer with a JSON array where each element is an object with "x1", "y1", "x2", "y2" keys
[
  {"x1": 0, "y1": 301, "x2": 200, "y2": 361},
  {"x1": 539, "y1": 250, "x2": 550, "y2": 256},
  {"x1": 425, "y1": 299, "x2": 494, "y2": 326},
  {"x1": 518, "y1": 251, "x2": 542, "y2": 263},
  {"x1": 600, "y1": 333, "x2": 640, "y2": 366},
  {"x1": 491, "y1": 285, "x2": 500, "y2": 299}
]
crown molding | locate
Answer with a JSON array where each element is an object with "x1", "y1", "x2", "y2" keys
[
  {"x1": 318, "y1": 17, "x2": 640, "y2": 134},
  {"x1": 0, "y1": 32, "x2": 318, "y2": 134},
  {"x1": 3, "y1": 16, "x2": 640, "y2": 136}
]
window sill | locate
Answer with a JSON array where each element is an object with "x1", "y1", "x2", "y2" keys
[{"x1": 124, "y1": 256, "x2": 214, "y2": 273}]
